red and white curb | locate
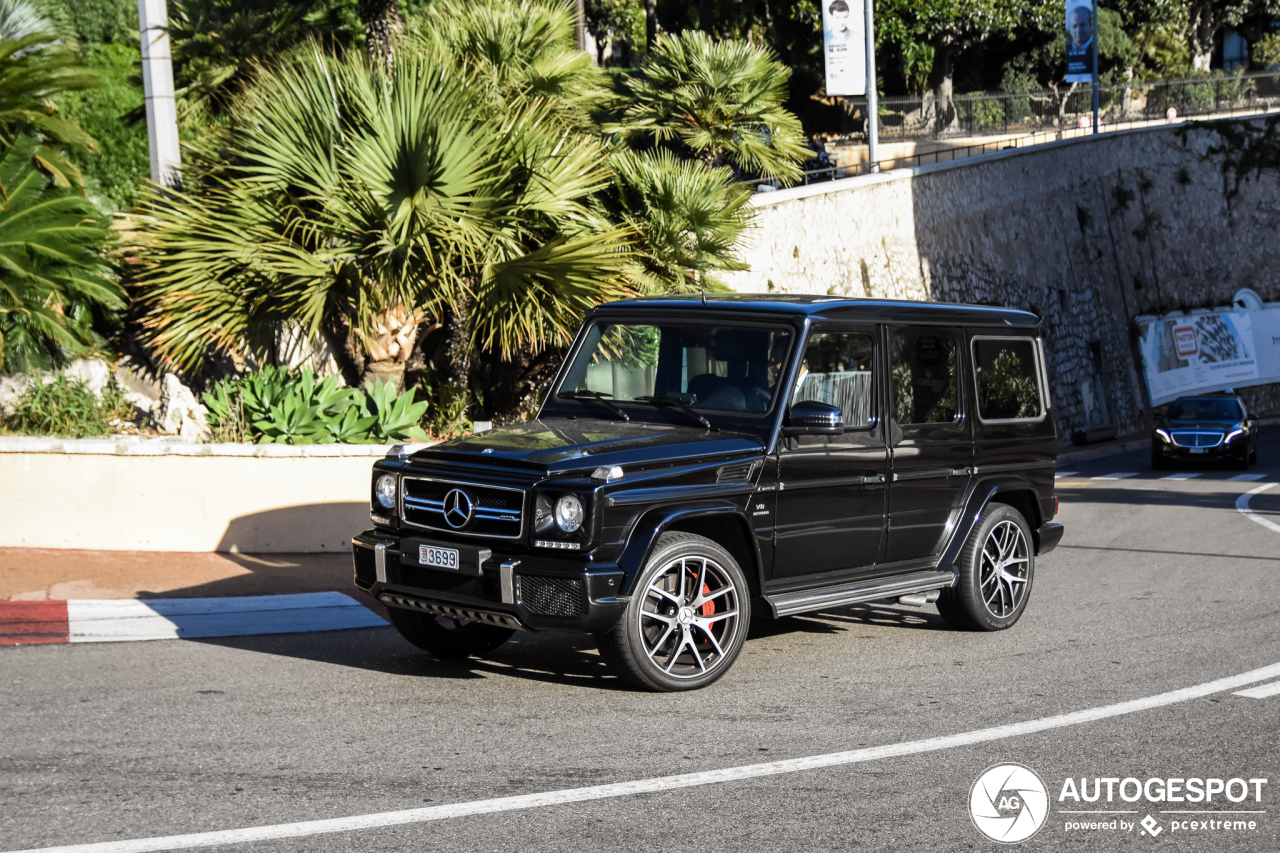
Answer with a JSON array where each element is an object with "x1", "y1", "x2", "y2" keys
[{"x1": 0, "y1": 591, "x2": 388, "y2": 646}]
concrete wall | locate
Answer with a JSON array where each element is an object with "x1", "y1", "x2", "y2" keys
[
  {"x1": 724, "y1": 121, "x2": 1280, "y2": 439},
  {"x1": 0, "y1": 439, "x2": 395, "y2": 552}
]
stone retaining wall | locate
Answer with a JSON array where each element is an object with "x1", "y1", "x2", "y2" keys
[{"x1": 724, "y1": 120, "x2": 1280, "y2": 439}]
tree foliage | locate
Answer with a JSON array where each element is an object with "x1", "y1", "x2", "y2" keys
[{"x1": 0, "y1": 135, "x2": 122, "y2": 373}]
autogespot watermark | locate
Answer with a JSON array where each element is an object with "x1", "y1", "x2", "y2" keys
[{"x1": 969, "y1": 766, "x2": 1268, "y2": 843}]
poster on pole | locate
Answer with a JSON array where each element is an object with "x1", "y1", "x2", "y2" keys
[
  {"x1": 1135, "y1": 310, "x2": 1271, "y2": 406},
  {"x1": 821, "y1": 0, "x2": 866, "y2": 96},
  {"x1": 1064, "y1": 0, "x2": 1095, "y2": 83}
]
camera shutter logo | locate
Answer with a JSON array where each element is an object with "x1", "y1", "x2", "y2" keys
[
  {"x1": 970, "y1": 763, "x2": 1050, "y2": 843},
  {"x1": 443, "y1": 489, "x2": 475, "y2": 529}
]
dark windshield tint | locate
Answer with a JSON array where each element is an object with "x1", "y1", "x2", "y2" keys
[
  {"x1": 556, "y1": 321, "x2": 793, "y2": 414},
  {"x1": 1166, "y1": 398, "x2": 1242, "y2": 421}
]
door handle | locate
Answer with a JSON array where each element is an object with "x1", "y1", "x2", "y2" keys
[
  {"x1": 950, "y1": 466, "x2": 974, "y2": 477},
  {"x1": 861, "y1": 474, "x2": 886, "y2": 486}
]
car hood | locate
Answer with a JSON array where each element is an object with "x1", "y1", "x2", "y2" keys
[
  {"x1": 1161, "y1": 419, "x2": 1238, "y2": 431},
  {"x1": 407, "y1": 418, "x2": 765, "y2": 475}
]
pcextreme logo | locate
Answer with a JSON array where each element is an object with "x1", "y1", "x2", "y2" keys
[
  {"x1": 969, "y1": 765, "x2": 1269, "y2": 844},
  {"x1": 970, "y1": 763, "x2": 1051, "y2": 843}
]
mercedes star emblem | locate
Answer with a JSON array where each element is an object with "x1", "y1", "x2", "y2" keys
[{"x1": 442, "y1": 488, "x2": 475, "y2": 529}]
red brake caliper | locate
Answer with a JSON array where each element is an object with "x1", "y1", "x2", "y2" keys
[{"x1": 700, "y1": 583, "x2": 715, "y2": 618}]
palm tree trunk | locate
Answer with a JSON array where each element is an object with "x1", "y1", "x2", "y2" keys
[{"x1": 360, "y1": 0, "x2": 403, "y2": 68}]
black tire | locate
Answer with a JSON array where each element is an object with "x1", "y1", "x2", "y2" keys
[
  {"x1": 1250, "y1": 444, "x2": 1258, "y2": 464},
  {"x1": 937, "y1": 503, "x2": 1034, "y2": 632},
  {"x1": 1150, "y1": 450, "x2": 1166, "y2": 471},
  {"x1": 595, "y1": 532, "x2": 751, "y2": 692},
  {"x1": 1234, "y1": 451, "x2": 1250, "y2": 471},
  {"x1": 386, "y1": 606, "x2": 514, "y2": 659}
]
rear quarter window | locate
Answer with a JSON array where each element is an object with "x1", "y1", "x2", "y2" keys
[{"x1": 972, "y1": 337, "x2": 1044, "y2": 421}]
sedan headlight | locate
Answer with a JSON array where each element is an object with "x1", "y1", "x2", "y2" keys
[
  {"x1": 1154, "y1": 428, "x2": 1171, "y2": 444},
  {"x1": 374, "y1": 474, "x2": 397, "y2": 509},
  {"x1": 1225, "y1": 428, "x2": 1245, "y2": 443},
  {"x1": 554, "y1": 494, "x2": 585, "y2": 533}
]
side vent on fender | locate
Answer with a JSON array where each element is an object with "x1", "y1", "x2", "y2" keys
[{"x1": 717, "y1": 461, "x2": 759, "y2": 484}]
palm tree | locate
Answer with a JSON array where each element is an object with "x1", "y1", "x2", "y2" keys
[
  {"x1": 130, "y1": 37, "x2": 633, "y2": 393},
  {"x1": 0, "y1": 135, "x2": 122, "y2": 373},
  {"x1": 612, "y1": 30, "x2": 810, "y2": 184},
  {"x1": 0, "y1": 1, "x2": 99, "y2": 188}
]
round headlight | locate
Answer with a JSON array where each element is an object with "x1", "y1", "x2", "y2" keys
[
  {"x1": 375, "y1": 474, "x2": 397, "y2": 509},
  {"x1": 554, "y1": 494, "x2": 584, "y2": 533}
]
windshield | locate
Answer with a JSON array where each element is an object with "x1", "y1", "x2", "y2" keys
[
  {"x1": 555, "y1": 320, "x2": 794, "y2": 416},
  {"x1": 1166, "y1": 398, "x2": 1242, "y2": 421}
]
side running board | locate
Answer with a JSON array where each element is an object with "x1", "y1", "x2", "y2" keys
[{"x1": 764, "y1": 570, "x2": 957, "y2": 618}]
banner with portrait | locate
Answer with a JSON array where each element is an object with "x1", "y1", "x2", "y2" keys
[
  {"x1": 1135, "y1": 308, "x2": 1280, "y2": 406},
  {"x1": 821, "y1": 0, "x2": 866, "y2": 96},
  {"x1": 1065, "y1": 0, "x2": 1096, "y2": 83}
]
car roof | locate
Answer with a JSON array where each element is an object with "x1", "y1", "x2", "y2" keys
[{"x1": 596, "y1": 294, "x2": 1040, "y2": 328}]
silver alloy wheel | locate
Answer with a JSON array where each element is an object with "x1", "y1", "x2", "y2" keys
[
  {"x1": 979, "y1": 519, "x2": 1030, "y2": 618},
  {"x1": 637, "y1": 555, "x2": 741, "y2": 680}
]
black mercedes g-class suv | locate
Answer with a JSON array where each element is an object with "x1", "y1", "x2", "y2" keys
[{"x1": 353, "y1": 295, "x2": 1063, "y2": 691}]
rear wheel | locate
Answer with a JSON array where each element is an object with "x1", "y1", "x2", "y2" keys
[
  {"x1": 386, "y1": 607, "x2": 514, "y2": 659},
  {"x1": 937, "y1": 504, "x2": 1034, "y2": 631},
  {"x1": 596, "y1": 532, "x2": 750, "y2": 692}
]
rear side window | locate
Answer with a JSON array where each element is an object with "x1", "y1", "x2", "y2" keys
[
  {"x1": 973, "y1": 337, "x2": 1044, "y2": 421},
  {"x1": 891, "y1": 330, "x2": 959, "y2": 425}
]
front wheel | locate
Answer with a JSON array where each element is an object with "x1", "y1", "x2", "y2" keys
[
  {"x1": 937, "y1": 504, "x2": 1034, "y2": 631},
  {"x1": 596, "y1": 532, "x2": 750, "y2": 692},
  {"x1": 386, "y1": 607, "x2": 514, "y2": 659}
]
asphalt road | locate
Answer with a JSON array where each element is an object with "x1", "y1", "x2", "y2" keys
[{"x1": 3, "y1": 436, "x2": 1280, "y2": 853}]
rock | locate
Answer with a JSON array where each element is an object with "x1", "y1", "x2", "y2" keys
[
  {"x1": 153, "y1": 373, "x2": 211, "y2": 442},
  {"x1": 0, "y1": 374, "x2": 31, "y2": 416},
  {"x1": 61, "y1": 358, "x2": 113, "y2": 396},
  {"x1": 114, "y1": 360, "x2": 161, "y2": 417}
]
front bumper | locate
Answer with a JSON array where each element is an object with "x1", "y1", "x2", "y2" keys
[
  {"x1": 1152, "y1": 437, "x2": 1243, "y2": 461},
  {"x1": 351, "y1": 529, "x2": 628, "y2": 633}
]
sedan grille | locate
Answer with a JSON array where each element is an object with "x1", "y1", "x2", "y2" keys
[
  {"x1": 1169, "y1": 430, "x2": 1224, "y2": 448},
  {"x1": 401, "y1": 477, "x2": 524, "y2": 539}
]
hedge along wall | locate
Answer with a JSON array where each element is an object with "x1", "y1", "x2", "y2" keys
[
  {"x1": 724, "y1": 119, "x2": 1280, "y2": 440},
  {"x1": 0, "y1": 438, "x2": 403, "y2": 552}
]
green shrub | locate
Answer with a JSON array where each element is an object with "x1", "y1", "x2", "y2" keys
[
  {"x1": 2, "y1": 375, "x2": 133, "y2": 437},
  {"x1": 203, "y1": 366, "x2": 430, "y2": 445}
]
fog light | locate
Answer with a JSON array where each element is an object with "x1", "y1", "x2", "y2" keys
[
  {"x1": 375, "y1": 474, "x2": 397, "y2": 509},
  {"x1": 554, "y1": 495, "x2": 584, "y2": 533}
]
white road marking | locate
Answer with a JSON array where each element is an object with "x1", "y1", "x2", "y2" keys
[
  {"x1": 1233, "y1": 680, "x2": 1280, "y2": 699},
  {"x1": 1054, "y1": 471, "x2": 1078, "y2": 478},
  {"x1": 1234, "y1": 482, "x2": 1280, "y2": 536},
  {"x1": 1160, "y1": 472, "x2": 1202, "y2": 480},
  {"x1": 66, "y1": 594, "x2": 386, "y2": 643},
  {"x1": 1229, "y1": 473, "x2": 1268, "y2": 481},
  {"x1": 9, "y1": 659, "x2": 1280, "y2": 853},
  {"x1": 1093, "y1": 472, "x2": 1138, "y2": 480}
]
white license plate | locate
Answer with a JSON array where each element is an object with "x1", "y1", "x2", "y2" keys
[
  {"x1": 1191, "y1": 448, "x2": 1206, "y2": 454},
  {"x1": 419, "y1": 545, "x2": 460, "y2": 570}
]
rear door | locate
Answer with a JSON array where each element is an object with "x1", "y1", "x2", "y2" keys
[
  {"x1": 771, "y1": 325, "x2": 888, "y2": 578},
  {"x1": 885, "y1": 325, "x2": 973, "y2": 564}
]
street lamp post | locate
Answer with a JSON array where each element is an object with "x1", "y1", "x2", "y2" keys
[
  {"x1": 137, "y1": 0, "x2": 181, "y2": 188},
  {"x1": 865, "y1": 0, "x2": 879, "y2": 172}
]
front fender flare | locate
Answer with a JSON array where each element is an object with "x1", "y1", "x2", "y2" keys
[{"x1": 616, "y1": 501, "x2": 762, "y2": 597}]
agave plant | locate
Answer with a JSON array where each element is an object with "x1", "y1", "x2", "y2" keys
[
  {"x1": 612, "y1": 30, "x2": 810, "y2": 183},
  {"x1": 0, "y1": 135, "x2": 121, "y2": 374},
  {"x1": 131, "y1": 35, "x2": 634, "y2": 394}
]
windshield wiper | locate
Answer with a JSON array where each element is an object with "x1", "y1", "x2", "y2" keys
[
  {"x1": 558, "y1": 390, "x2": 629, "y2": 422},
  {"x1": 633, "y1": 395, "x2": 716, "y2": 431}
]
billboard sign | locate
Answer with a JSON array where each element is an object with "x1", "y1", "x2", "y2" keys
[
  {"x1": 821, "y1": 0, "x2": 866, "y2": 97},
  {"x1": 1135, "y1": 308, "x2": 1278, "y2": 406},
  {"x1": 1065, "y1": 0, "x2": 1095, "y2": 83}
]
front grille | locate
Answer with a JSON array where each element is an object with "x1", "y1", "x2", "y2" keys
[
  {"x1": 401, "y1": 477, "x2": 525, "y2": 539},
  {"x1": 1170, "y1": 430, "x2": 1224, "y2": 448},
  {"x1": 517, "y1": 575, "x2": 586, "y2": 617},
  {"x1": 717, "y1": 460, "x2": 758, "y2": 484},
  {"x1": 395, "y1": 565, "x2": 490, "y2": 600},
  {"x1": 353, "y1": 546, "x2": 377, "y2": 587}
]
